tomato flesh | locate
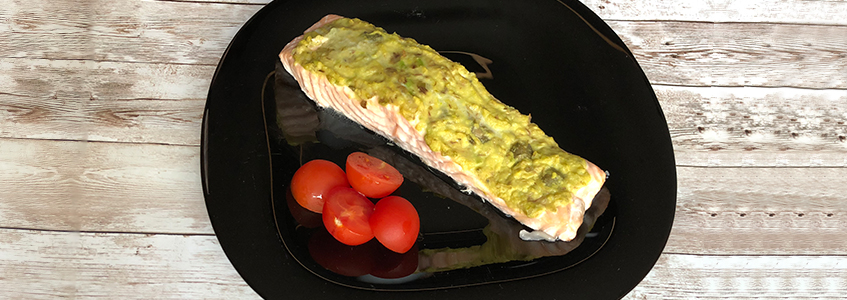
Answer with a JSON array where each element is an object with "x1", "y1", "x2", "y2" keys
[
  {"x1": 370, "y1": 196, "x2": 420, "y2": 253},
  {"x1": 290, "y1": 159, "x2": 349, "y2": 213},
  {"x1": 322, "y1": 187, "x2": 375, "y2": 246},
  {"x1": 346, "y1": 152, "x2": 404, "y2": 198}
]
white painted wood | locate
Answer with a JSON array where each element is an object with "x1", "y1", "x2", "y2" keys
[
  {"x1": 0, "y1": 228, "x2": 259, "y2": 299},
  {"x1": 674, "y1": 150, "x2": 847, "y2": 167},
  {"x1": 655, "y1": 85, "x2": 847, "y2": 153},
  {"x1": 0, "y1": 0, "x2": 261, "y2": 64},
  {"x1": 0, "y1": 58, "x2": 211, "y2": 145},
  {"x1": 608, "y1": 21, "x2": 847, "y2": 89},
  {"x1": 0, "y1": 138, "x2": 211, "y2": 234},
  {"x1": 668, "y1": 167, "x2": 847, "y2": 255},
  {"x1": 625, "y1": 254, "x2": 847, "y2": 299},
  {"x1": 582, "y1": 0, "x2": 847, "y2": 25}
]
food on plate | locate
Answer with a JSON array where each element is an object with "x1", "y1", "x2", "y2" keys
[
  {"x1": 322, "y1": 186, "x2": 375, "y2": 246},
  {"x1": 346, "y1": 152, "x2": 404, "y2": 198},
  {"x1": 290, "y1": 159, "x2": 349, "y2": 213},
  {"x1": 289, "y1": 156, "x2": 421, "y2": 251},
  {"x1": 370, "y1": 196, "x2": 420, "y2": 253},
  {"x1": 279, "y1": 15, "x2": 606, "y2": 241}
]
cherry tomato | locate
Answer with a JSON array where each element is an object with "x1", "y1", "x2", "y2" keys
[
  {"x1": 308, "y1": 229, "x2": 375, "y2": 277},
  {"x1": 290, "y1": 159, "x2": 349, "y2": 213},
  {"x1": 370, "y1": 243, "x2": 419, "y2": 279},
  {"x1": 370, "y1": 196, "x2": 420, "y2": 253},
  {"x1": 285, "y1": 186, "x2": 322, "y2": 228},
  {"x1": 322, "y1": 187, "x2": 375, "y2": 246},
  {"x1": 346, "y1": 152, "x2": 404, "y2": 198}
]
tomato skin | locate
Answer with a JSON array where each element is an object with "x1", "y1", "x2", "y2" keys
[
  {"x1": 322, "y1": 187, "x2": 375, "y2": 246},
  {"x1": 370, "y1": 196, "x2": 420, "y2": 253},
  {"x1": 290, "y1": 159, "x2": 349, "y2": 213},
  {"x1": 346, "y1": 152, "x2": 404, "y2": 198}
]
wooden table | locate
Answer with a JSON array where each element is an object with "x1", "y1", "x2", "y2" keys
[{"x1": 1, "y1": 0, "x2": 845, "y2": 298}]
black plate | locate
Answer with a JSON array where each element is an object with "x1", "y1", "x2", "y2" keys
[{"x1": 202, "y1": 1, "x2": 676, "y2": 299}]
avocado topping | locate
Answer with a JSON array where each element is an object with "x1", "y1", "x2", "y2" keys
[{"x1": 292, "y1": 17, "x2": 591, "y2": 218}]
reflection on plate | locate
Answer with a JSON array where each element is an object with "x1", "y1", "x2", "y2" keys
[{"x1": 202, "y1": 1, "x2": 676, "y2": 299}]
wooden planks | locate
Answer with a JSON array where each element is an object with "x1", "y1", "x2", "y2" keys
[
  {"x1": 0, "y1": 57, "x2": 210, "y2": 145},
  {"x1": 655, "y1": 85, "x2": 847, "y2": 153},
  {"x1": 0, "y1": 228, "x2": 258, "y2": 299},
  {"x1": 626, "y1": 254, "x2": 847, "y2": 299},
  {"x1": 0, "y1": 138, "x2": 211, "y2": 234},
  {"x1": 0, "y1": 0, "x2": 260, "y2": 64},
  {"x1": 582, "y1": 0, "x2": 847, "y2": 25},
  {"x1": 608, "y1": 21, "x2": 847, "y2": 89},
  {"x1": 668, "y1": 167, "x2": 847, "y2": 255}
]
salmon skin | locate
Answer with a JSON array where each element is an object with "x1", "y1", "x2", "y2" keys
[{"x1": 279, "y1": 15, "x2": 606, "y2": 242}]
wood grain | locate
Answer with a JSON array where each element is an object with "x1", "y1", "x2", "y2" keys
[
  {"x1": 674, "y1": 150, "x2": 847, "y2": 168},
  {"x1": 655, "y1": 85, "x2": 847, "y2": 153},
  {"x1": 0, "y1": 0, "x2": 260, "y2": 65},
  {"x1": 668, "y1": 167, "x2": 847, "y2": 255},
  {"x1": 582, "y1": 0, "x2": 847, "y2": 25},
  {"x1": 0, "y1": 138, "x2": 211, "y2": 234},
  {"x1": 626, "y1": 254, "x2": 847, "y2": 299},
  {"x1": 0, "y1": 228, "x2": 258, "y2": 299},
  {"x1": 0, "y1": 57, "x2": 210, "y2": 145},
  {"x1": 609, "y1": 21, "x2": 847, "y2": 89}
]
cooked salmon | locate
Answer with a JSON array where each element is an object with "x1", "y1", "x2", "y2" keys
[{"x1": 279, "y1": 14, "x2": 606, "y2": 242}]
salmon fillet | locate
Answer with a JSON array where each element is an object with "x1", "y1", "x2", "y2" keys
[{"x1": 279, "y1": 14, "x2": 606, "y2": 242}]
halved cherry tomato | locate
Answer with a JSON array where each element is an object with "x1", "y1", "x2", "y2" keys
[
  {"x1": 346, "y1": 152, "x2": 404, "y2": 198},
  {"x1": 322, "y1": 187, "x2": 375, "y2": 246},
  {"x1": 290, "y1": 159, "x2": 349, "y2": 213},
  {"x1": 370, "y1": 196, "x2": 420, "y2": 253},
  {"x1": 308, "y1": 229, "x2": 375, "y2": 277}
]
